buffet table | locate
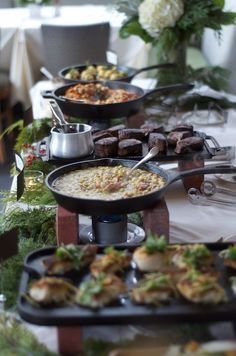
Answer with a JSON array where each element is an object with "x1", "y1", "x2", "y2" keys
[
  {"x1": 18, "y1": 108, "x2": 236, "y2": 354},
  {"x1": 0, "y1": 5, "x2": 150, "y2": 108},
  {"x1": 6, "y1": 96, "x2": 236, "y2": 352},
  {"x1": 28, "y1": 80, "x2": 236, "y2": 246}
]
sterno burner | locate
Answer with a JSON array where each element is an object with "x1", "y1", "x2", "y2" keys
[
  {"x1": 92, "y1": 215, "x2": 128, "y2": 244},
  {"x1": 79, "y1": 222, "x2": 145, "y2": 246}
]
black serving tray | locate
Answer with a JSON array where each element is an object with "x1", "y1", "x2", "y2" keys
[
  {"x1": 17, "y1": 244, "x2": 236, "y2": 326},
  {"x1": 36, "y1": 131, "x2": 228, "y2": 166}
]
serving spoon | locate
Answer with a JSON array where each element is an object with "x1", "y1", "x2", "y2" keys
[
  {"x1": 188, "y1": 187, "x2": 236, "y2": 207},
  {"x1": 127, "y1": 146, "x2": 160, "y2": 177}
]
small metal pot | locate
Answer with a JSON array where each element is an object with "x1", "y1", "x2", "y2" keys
[{"x1": 50, "y1": 123, "x2": 94, "y2": 159}]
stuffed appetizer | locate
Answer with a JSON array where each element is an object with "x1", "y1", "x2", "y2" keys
[
  {"x1": 219, "y1": 245, "x2": 236, "y2": 270},
  {"x1": 42, "y1": 244, "x2": 97, "y2": 275},
  {"x1": 28, "y1": 277, "x2": 77, "y2": 306},
  {"x1": 133, "y1": 234, "x2": 170, "y2": 272},
  {"x1": 177, "y1": 270, "x2": 227, "y2": 304},
  {"x1": 130, "y1": 272, "x2": 177, "y2": 305},
  {"x1": 90, "y1": 247, "x2": 131, "y2": 276},
  {"x1": 76, "y1": 273, "x2": 126, "y2": 308},
  {"x1": 171, "y1": 244, "x2": 213, "y2": 271}
]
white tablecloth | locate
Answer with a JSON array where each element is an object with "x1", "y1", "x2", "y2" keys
[
  {"x1": 0, "y1": 5, "x2": 150, "y2": 108},
  {"x1": 164, "y1": 109, "x2": 236, "y2": 244}
]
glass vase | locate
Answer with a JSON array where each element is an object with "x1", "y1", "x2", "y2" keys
[{"x1": 155, "y1": 40, "x2": 187, "y2": 86}]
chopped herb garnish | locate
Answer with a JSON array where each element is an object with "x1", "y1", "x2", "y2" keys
[
  {"x1": 104, "y1": 246, "x2": 127, "y2": 257},
  {"x1": 139, "y1": 273, "x2": 170, "y2": 291},
  {"x1": 77, "y1": 273, "x2": 105, "y2": 307},
  {"x1": 144, "y1": 234, "x2": 167, "y2": 254},
  {"x1": 185, "y1": 270, "x2": 215, "y2": 290},
  {"x1": 182, "y1": 244, "x2": 210, "y2": 267},
  {"x1": 227, "y1": 246, "x2": 236, "y2": 260},
  {"x1": 55, "y1": 245, "x2": 84, "y2": 269},
  {"x1": 220, "y1": 245, "x2": 236, "y2": 261}
]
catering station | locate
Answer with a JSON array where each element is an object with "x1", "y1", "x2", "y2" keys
[
  {"x1": 1, "y1": 1, "x2": 236, "y2": 355},
  {"x1": 15, "y1": 77, "x2": 236, "y2": 354}
]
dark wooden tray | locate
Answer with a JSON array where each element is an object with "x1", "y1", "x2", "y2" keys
[
  {"x1": 36, "y1": 131, "x2": 228, "y2": 165},
  {"x1": 17, "y1": 244, "x2": 236, "y2": 326}
]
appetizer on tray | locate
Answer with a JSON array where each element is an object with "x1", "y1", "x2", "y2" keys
[
  {"x1": 219, "y1": 245, "x2": 236, "y2": 269},
  {"x1": 76, "y1": 273, "x2": 126, "y2": 308},
  {"x1": 90, "y1": 246, "x2": 131, "y2": 276},
  {"x1": 177, "y1": 270, "x2": 227, "y2": 304},
  {"x1": 130, "y1": 272, "x2": 177, "y2": 306},
  {"x1": 133, "y1": 234, "x2": 170, "y2": 272},
  {"x1": 42, "y1": 244, "x2": 97, "y2": 275},
  {"x1": 28, "y1": 277, "x2": 77, "y2": 306},
  {"x1": 171, "y1": 243, "x2": 213, "y2": 270}
]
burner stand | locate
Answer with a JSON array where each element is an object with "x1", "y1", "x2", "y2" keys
[
  {"x1": 56, "y1": 198, "x2": 169, "y2": 246},
  {"x1": 92, "y1": 214, "x2": 128, "y2": 244},
  {"x1": 79, "y1": 221, "x2": 145, "y2": 246}
]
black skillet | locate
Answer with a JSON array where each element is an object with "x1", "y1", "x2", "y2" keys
[
  {"x1": 58, "y1": 62, "x2": 176, "y2": 84},
  {"x1": 45, "y1": 158, "x2": 236, "y2": 216},
  {"x1": 42, "y1": 81, "x2": 194, "y2": 120}
]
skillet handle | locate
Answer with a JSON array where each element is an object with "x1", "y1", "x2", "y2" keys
[
  {"x1": 168, "y1": 164, "x2": 236, "y2": 185},
  {"x1": 133, "y1": 63, "x2": 176, "y2": 77},
  {"x1": 41, "y1": 90, "x2": 54, "y2": 99},
  {"x1": 143, "y1": 83, "x2": 194, "y2": 99}
]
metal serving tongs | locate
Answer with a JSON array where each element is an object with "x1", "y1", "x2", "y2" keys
[
  {"x1": 183, "y1": 102, "x2": 227, "y2": 126},
  {"x1": 49, "y1": 99, "x2": 77, "y2": 133},
  {"x1": 188, "y1": 187, "x2": 236, "y2": 207},
  {"x1": 200, "y1": 180, "x2": 236, "y2": 197}
]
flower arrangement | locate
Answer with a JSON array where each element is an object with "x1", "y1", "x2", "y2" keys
[
  {"x1": 139, "y1": 0, "x2": 184, "y2": 39},
  {"x1": 114, "y1": 0, "x2": 236, "y2": 89}
]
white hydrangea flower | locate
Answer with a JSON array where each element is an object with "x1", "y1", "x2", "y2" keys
[{"x1": 138, "y1": 0, "x2": 184, "y2": 39}]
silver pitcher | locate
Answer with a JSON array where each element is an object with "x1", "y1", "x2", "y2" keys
[
  {"x1": 50, "y1": 123, "x2": 94, "y2": 158},
  {"x1": 48, "y1": 99, "x2": 94, "y2": 159}
]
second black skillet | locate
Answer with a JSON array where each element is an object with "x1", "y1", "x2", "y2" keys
[
  {"x1": 58, "y1": 62, "x2": 175, "y2": 84},
  {"x1": 42, "y1": 81, "x2": 194, "y2": 120}
]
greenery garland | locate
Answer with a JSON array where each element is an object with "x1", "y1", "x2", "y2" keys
[
  {"x1": 0, "y1": 207, "x2": 56, "y2": 243},
  {"x1": 0, "y1": 238, "x2": 48, "y2": 309},
  {"x1": 0, "y1": 313, "x2": 57, "y2": 355}
]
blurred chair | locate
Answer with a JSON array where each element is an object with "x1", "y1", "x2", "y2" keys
[
  {"x1": 0, "y1": 0, "x2": 14, "y2": 8},
  {"x1": 41, "y1": 22, "x2": 110, "y2": 76}
]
